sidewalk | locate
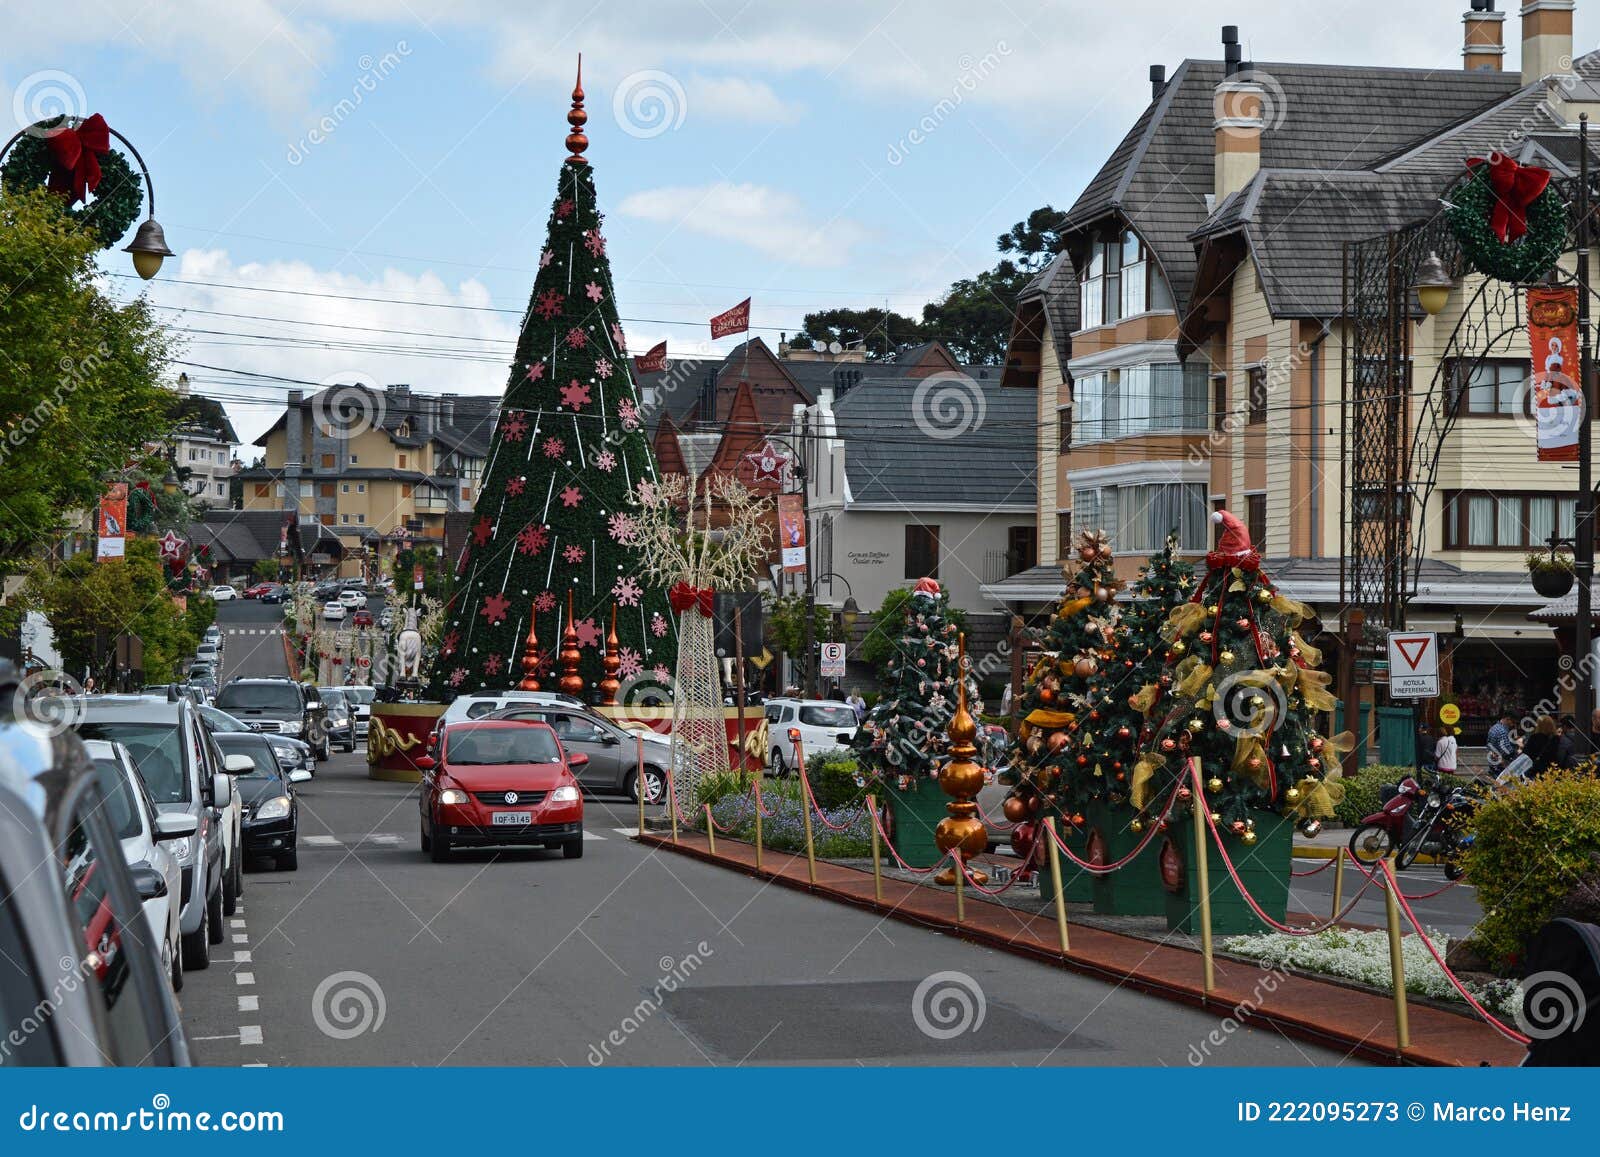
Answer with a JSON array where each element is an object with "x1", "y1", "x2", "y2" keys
[
  {"x1": 1291, "y1": 826, "x2": 1441, "y2": 864},
  {"x1": 635, "y1": 829, "x2": 1524, "y2": 1067}
]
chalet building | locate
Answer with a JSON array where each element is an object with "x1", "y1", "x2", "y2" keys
[
  {"x1": 241, "y1": 384, "x2": 495, "y2": 575},
  {"x1": 169, "y1": 374, "x2": 240, "y2": 509},
  {"x1": 988, "y1": 2, "x2": 1599, "y2": 737}
]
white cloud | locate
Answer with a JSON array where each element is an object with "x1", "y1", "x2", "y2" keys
[
  {"x1": 616, "y1": 182, "x2": 869, "y2": 267},
  {"x1": 144, "y1": 249, "x2": 517, "y2": 445},
  {"x1": 685, "y1": 75, "x2": 802, "y2": 125}
]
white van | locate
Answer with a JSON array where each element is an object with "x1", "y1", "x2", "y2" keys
[{"x1": 765, "y1": 698, "x2": 858, "y2": 776}]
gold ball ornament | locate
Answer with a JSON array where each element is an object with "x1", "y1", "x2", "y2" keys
[
  {"x1": 1285, "y1": 786, "x2": 1301, "y2": 803},
  {"x1": 1219, "y1": 649, "x2": 1236, "y2": 664},
  {"x1": 1256, "y1": 588, "x2": 1272, "y2": 604},
  {"x1": 1129, "y1": 819, "x2": 1144, "y2": 834},
  {"x1": 1206, "y1": 776, "x2": 1224, "y2": 793},
  {"x1": 1206, "y1": 604, "x2": 1219, "y2": 615},
  {"x1": 1171, "y1": 640, "x2": 1187, "y2": 657},
  {"x1": 1240, "y1": 829, "x2": 1258, "y2": 846},
  {"x1": 1094, "y1": 585, "x2": 1110, "y2": 602}
]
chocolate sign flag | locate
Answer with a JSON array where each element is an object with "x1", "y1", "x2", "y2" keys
[
  {"x1": 96, "y1": 483, "x2": 127, "y2": 560},
  {"x1": 1528, "y1": 286, "x2": 1582, "y2": 462},
  {"x1": 710, "y1": 298, "x2": 751, "y2": 339},
  {"x1": 634, "y1": 340, "x2": 668, "y2": 373}
]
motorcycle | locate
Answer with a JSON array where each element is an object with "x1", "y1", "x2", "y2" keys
[{"x1": 1348, "y1": 772, "x2": 1475, "y2": 875}]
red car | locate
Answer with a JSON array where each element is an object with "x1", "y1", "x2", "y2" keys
[
  {"x1": 351, "y1": 608, "x2": 374, "y2": 628},
  {"x1": 242, "y1": 583, "x2": 276, "y2": 599},
  {"x1": 417, "y1": 720, "x2": 586, "y2": 862}
]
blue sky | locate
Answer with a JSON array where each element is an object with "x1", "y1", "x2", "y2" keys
[{"x1": 5, "y1": 0, "x2": 1596, "y2": 443}]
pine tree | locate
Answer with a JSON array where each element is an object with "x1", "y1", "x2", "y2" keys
[
  {"x1": 1008, "y1": 529, "x2": 1124, "y2": 826},
  {"x1": 1134, "y1": 511, "x2": 1346, "y2": 840},
  {"x1": 426, "y1": 68, "x2": 675, "y2": 698},
  {"x1": 853, "y1": 579, "x2": 985, "y2": 786}
]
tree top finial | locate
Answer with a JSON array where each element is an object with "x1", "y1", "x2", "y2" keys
[{"x1": 565, "y1": 54, "x2": 589, "y2": 165}]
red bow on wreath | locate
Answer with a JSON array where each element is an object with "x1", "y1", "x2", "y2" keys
[
  {"x1": 1466, "y1": 153, "x2": 1552, "y2": 243},
  {"x1": 45, "y1": 113, "x2": 111, "y2": 204},
  {"x1": 668, "y1": 581, "x2": 715, "y2": 617}
]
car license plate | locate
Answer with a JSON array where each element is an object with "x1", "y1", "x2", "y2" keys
[{"x1": 492, "y1": 811, "x2": 532, "y2": 826}]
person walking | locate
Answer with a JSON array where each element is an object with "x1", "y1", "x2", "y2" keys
[
  {"x1": 1523, "y1": 714, "x2": 1562, "y2": 778},
  {"x1": 1484, "y1": 711, "x2": 1519, "y2": 778},
  {"x1": 1433, "y1": 724, "x2": 1459, "y2": 777},
  {"x1": 1556, "y1": 715, "x2": 1579, "y2": 770},
  {"x1": 845, "y1": 687, "x2": 867, "y2": 724}
]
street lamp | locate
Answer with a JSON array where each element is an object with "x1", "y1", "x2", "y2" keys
[
  {"x1": 0, "y1": 118, "x2": 174, "y2": 279},
  {"x1": 1412, "y1": 251, "x2": 1454, "y2": 316},
  {"x1": 804, "y1": 571, "x2": 855, "y2": 698}
]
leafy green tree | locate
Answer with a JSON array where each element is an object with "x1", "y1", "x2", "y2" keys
[
  {"x1": 393, "y1": 545, "x2": 450, "y2": 602},
  {"x1": 25, "y1": 538, "x2": 197, "y2": 683},
  {"x1": 920, "y1": 266, "x2": 1027, "y2": 366},
  {"x1": 762, "y1": 589, "x2": 835, "y2": 659},
  {"x1": 996, "y1": 205, "x2": 1068, "y2": 273},
  {"x1": 796, "y1": 308, "x2": 928, "y2": 360},
  {"x1": 0, "y1": 189, "x2": 175, "y2": 571}
]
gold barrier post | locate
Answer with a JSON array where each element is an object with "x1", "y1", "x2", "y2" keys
[
  {"x1": 636, "y1": 735, "x2": 645, "y2": 838},
  {"x1": 1383, "y1": 855, "x2": 1411, "y2": 1052},
  {"x1": 794, "y1": 734, "x2": 816, "y2": 885},
  {"x1": 954, "y1": 852, "x2": 966, "y2": 924},
  {"x1": 669, "y1": 766, "x2": 680, "y2": 845},
  {"x1": 1191, "y1": 760, "x2": 1216, "y2": 995},
  {"x1": 867, "y1": 793, "x2": 883, "y2": 903},
  {"x1": 754, "y1": 775, "x2": 765, "y2": 873},
  {"x1": 704, "y1": 804, "x2": 716, "y2": 855},
  {"x1": 1330, "y1": 846, "x2": 1345, "y2": 924},
  {"x1": 1044, "y1": 816, "x2": 1070, "y2": 954}
]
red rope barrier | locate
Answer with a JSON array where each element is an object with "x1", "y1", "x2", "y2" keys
[
  {"x1": 1346, "y1": 855, "x2": 1463, "y2": 900},
  {"x1": 955, "y1": 852, "x2": 1033, "y2": 896},
  {"x1": 1042, "y1": 780, "x2": 1184, "y2": 875},
  {"x1": 1290, "y1": 855, "x2": 1337, "y2": 878},
  {"x1": 869, "y1": 802, "x2": 951, "y2": 875},
  {"x1": 797, "y1": 761, "x2": 858, "y2": 832},
  {"x1": 973, "y1": 795, "x2": 1015, "y2": 831},
  {"x1": 1380, "y1": 858, "x2": 1530, "y2": 1046}
]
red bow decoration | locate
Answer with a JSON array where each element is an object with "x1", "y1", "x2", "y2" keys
[
  {"x1": 45, "y1": 113, "x2": 111, "y2": 204},
  {"x1": 1466, "y1": 153, "x2": 1552, "y2": 243},
  {"x1": 668, "y1": 581, "x2": 715, "y2": 617}
]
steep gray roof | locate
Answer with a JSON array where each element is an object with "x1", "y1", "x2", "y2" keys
[
  {"x1": 1060, "y1": 57, "x2": 1522, "y2": 319},
  {"x1": 1017, "y1": 253, "x2": 1075, "y2": 373},
  {"x1": 831, "y1": 378, "x2": 1036, "y2": 509}
]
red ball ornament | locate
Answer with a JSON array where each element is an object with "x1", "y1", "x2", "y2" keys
[
  {"x1": 1230, "y1": 820, "x2": 1246, "y2": 833},
  {"x1": 1309, "y1": 757, "x2": 1321, "y2": 769},
  {"x1": 1116, "y1": 726, "x2": 1131, "y2": 739},
  {"x1": 1216, "y1": 718, "x2": 1231, "y2": 730},
  {"x1": 1076, "y1": 754, "x2": 1089, "y2": 766},
  {"x1": 1070, "y1": 812, "x2": 1085, "y2": 826},
  {"x1": 1040, "y1": 687, "x2": 1056, "y2": 704},
  {"x1": 1010, "y1": 821, "x2": 1037, "y2": 862},
  {"x1": 1177, "y1": 786, "x2": 1192, "y2": 802},
  {"x1": 1199, "y1": 631, "x2": 1214, "y2": 644},
  {"x1": 1248, "y1": 756, "x2": 1262, "y2": 770},
  {"x1": 1310, "y1": 737, "x2": 1324, "y2": 751},
  {"x1": 1002, "y1": 795, "x2": 1029, "y2": 823},
  {"x1": 1047, "y1": 731, "x2": 1070, "y2": 753},
  {"x1": 1236, "y1": 618, "x2": 1250, "y2": 629},
  {"x1": 1161, "y1": 737, "x2": 1177, "y2": 751}
]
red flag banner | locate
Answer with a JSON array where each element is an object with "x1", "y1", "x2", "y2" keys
[
  {"x1": 97, "y1": 483, "x2": 128, "y2": 560},
  {"x1": 777, "y1": 492, "x2": 807, "y2": 573},
  {"x1": 634, "y1": 341, "x2": 668, "y2": 373},
  {"x1": 710, "y1": 298, "x2": 751, "y2": 339},
  {"x1": 1528, "y1": 286, "x2": 1582, "y2": 463}
]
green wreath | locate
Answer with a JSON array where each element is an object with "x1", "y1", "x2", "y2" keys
[
  {"x1": 0, "y1": 119, "x2": 144, "y2": 250},
  {"x1": 1445, "y1": 165, "x2": 1567, "y2": 284}
]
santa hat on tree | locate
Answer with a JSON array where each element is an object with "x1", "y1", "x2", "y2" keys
[
  {"x1": 1208, "y1": 508, "x2": 1258, "y2": 567},
  {"x1": 912, "y1": 576, "x2": 942, "y2": 600}
]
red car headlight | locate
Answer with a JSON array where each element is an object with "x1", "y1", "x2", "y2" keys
[
  {"x1": 548, "y1": 785, "x2": 580, "y2": 804},
  {"x1": 438, "y1": 787, "x2": 471, "y2": 806}
]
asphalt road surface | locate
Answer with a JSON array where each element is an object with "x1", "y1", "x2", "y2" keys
[
  {"x1": 188, "y1": 599, "x2": 1356, "y2": 1066},
  {"x1": 1290, "y1": 859, "x2": 1482, "y2": 940}
]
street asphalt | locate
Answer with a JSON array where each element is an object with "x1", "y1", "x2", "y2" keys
[{"x1": 180, "y1": 600, "x2": 1356, "y2": 1067}]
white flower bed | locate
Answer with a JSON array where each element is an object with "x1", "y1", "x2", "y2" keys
[{"x1": 1220, "y1": 927, "x2": 1521, "y2": 1019}]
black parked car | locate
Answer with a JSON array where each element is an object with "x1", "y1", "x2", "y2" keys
[
  {"x1": 0, "y1": 661, "x2": 189, "y2": 1066},
  {"x1": 214, "y1": 677, "x2": 331, "y2": 760},
  {"x1": 213, "y1": 732, "x2": 309, "y2": 871}
]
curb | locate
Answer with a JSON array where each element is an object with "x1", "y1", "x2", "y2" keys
[{"x1": 1293, "y1": 846, "x2": 1440, "y2": 865}]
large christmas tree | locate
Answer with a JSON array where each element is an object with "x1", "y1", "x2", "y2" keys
[
  {"x1": 1134, "y1": 510, "x2": 1346, "y2": 838},
  {"x1": 427, "y1": 65, "x2": 675, "y2": 699}
]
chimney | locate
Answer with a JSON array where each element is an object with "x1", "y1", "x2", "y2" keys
[
  {"x1": 1463, "y1": 1, "x2": 1506, "y2": 70},
  {"x1": 1521, "y1": 0, "x2": 1575, "y2": 84},
  {"x1": 1149, "y1": 64, "x2": 1167, "y2": 99},
  {"x1": 1213, "y1": 27, "x2": 1264, "y2": 199},
  {"x1": 440, "y1": 394, "x2": 455, "y2": 427}
]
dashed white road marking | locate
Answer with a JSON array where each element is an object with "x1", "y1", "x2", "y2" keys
[
  {"x1": 612, "y1": 827, "x2": 639, "y2": 837},
  {"x1": 235, "y1": 972, "x2": 255, "y2": 986},
  {"x1": 303, "y1": 835, "x2": 342, "y2": 847},
  {"x1": 239, "y1": 1026, "x2": 263, "y2": 1046},
  {"x1": 229, "y1": 918, "x2": 246, "y2": 929},
  {"x1": 238, "y1": 995, "x2": 259, "y2": 1012},
  {"x1": 232, "y1": 934, "x2": 249, "y2": 944},
  {"x1": 582, "y1": 830, "x2": 606, "y2": 841},
  {"x1": 233, "y1": 950, "x2": 252, "y2": 963},
  {"x1": 242, "y1": 1063, "x2": 268, "y2": 1068},
  {"x1": 368, "y1": 834, "x2": 401, "y2": 846}
]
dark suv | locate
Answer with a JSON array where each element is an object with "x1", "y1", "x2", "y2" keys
[{"x1": 215, "y1": 678, "x2": 330, "y2": 760}]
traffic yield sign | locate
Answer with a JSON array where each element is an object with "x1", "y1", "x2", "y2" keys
[{"x1": 1386, "y1": 631, "x2": 1439, "y2": 698}]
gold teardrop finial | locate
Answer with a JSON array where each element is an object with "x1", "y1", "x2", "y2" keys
[{"x1": 565, "y1": 54, "x2": 589, "y2": 164}]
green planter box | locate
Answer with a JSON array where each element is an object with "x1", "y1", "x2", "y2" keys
[
  {"x1": 1089, "y1": 801, "x2": 1168, "y2": 917},
  {"x1": 882, "y1": 779, "x2": 952, "y2": 868},
  {"x1": 1162, "y1": 812, "x2": 1293, "y2": 936}
]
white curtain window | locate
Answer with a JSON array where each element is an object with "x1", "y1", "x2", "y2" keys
[
  {"x1": 1118, "y1": 366, "x2": 1151, "y2": 436},
  {"x1": 1075, "y1": 489, "x2": 1102, "y2": 537},
  {"x1": 1497, "y1": 495, "x2": 1522, "y2": 546},
  {"x1": 1080, "y1": 247, "x2": 1105, "y2": 330},
  {"x1": 1075, "y1": 374, "x2": 1105, "y2": 442},
  {"x1": 1095, "y1": 482, "x2": 1206, "y2": 553},
  {"x1": 1466, "y1": 496, "x2": 1495, "y2": 545},
  {"x1": 1528, "y1": 496, "x2": 1556, "y2": 547},
  {"x1": 1120, "y1": 232, "x2": 1147, "y2": 317},
  {"x1": 1561, "y1": 497, "x2": 1577, "y2": 540}
]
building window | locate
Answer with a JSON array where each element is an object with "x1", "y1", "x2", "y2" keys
[
  {"x1": 357, "y1": 483, "x2": 366, "y2": 493},
  {"x1": 1246, "y1": 493, "x2": 1267, "y2": 549},
  {"x1": 1442, "y1": 490, "x2": 1576, "y2": 549},
  {"x1": 1080, "y1": 245, "x2": 1105, "y2": 330},
  {"x1": 1120, "y1": 231, "x2": 1147, "y2": 317},
  {"x1": 356, "y1": 513, "x2": 365, "y2": 524},
  {"x1": 1448, "y1": 358, "x2": 1529, "y2": 416},
  {"x1": 320, "y1": 513, "x2": 335, "y2": 526},
  {"x1": 299, "y1": 481, "x2": 313, "y2": 498},
  {"x1": 274, "y1": 483, "x2": 285, "y2": 498},
  {"x1": 401, "y1": 483, "x2": 413, "y2": 498},
  {"x1": 349, "y1": 454, "x2": 359, "y2": 464},
  {"x1": 1074, "y1": 364, "x2": 1207, "y2": 442},
  {"x1": 319, "y1": 483, "x2": 335, "y2": 498},
  {"x1": 188, "y1": 448, "x2": 201, "y2": 462},
  {"x1": 1057, "y1": 407, "x2": 1072, "y2": 455},
  {"x1": 905, "y1": 524, "x2": 940, "y2": 580},
  {"x1": 1247, "y1": 365, "x2": 1268, "y2": 424},
  {"x1": 254, "y1": 484, "x2": 270, "y2": 499},
  {"x1": 341, "y1": 483, "x2": 350, "y2": 494},
  {"x1": 1075, "y1": 482, "x2": 1208, "y2": 552},
  {"x1": 1007, "y1": 526, "x2": 1037, "y2": 576},
  {"x1": 1074, "y1": 373, "x2": 1105, "y2": 441},
  {"x1": 215, "y1": 482, "x2": 224, "y2": 497},
  {"x1": 398, "y1": 454, "x2": 408, "y2": 469},
  {"x1": 1213, "y1": 375, "x2": 1227, "y2": 432},
  {"x1": 340, "y1": 513, "x2": 350, "y2": 524},
  {"x1": 1056, "y1": 512, "x2": 1072, "y2": 557},
  {"x1": 321, "y1": 453, "x2": 335, "y2": 469}
]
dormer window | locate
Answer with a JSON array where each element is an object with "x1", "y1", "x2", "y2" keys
[{"x1": 397, "y1": 419, "x2": 411, "y2": 438}]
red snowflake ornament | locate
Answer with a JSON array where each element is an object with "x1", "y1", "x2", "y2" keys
[
  {"x1": 480, "y1": 592, "x2": 511, "y2": 625},
  {"x1": 564, "y1": 326, "x2": 587, "y2": 349},
  {"x1": 574, "y1": 617, "x2": 600, "y2": 648},
  {"x1": 560, "y1": 380, "x2": 591, "y2": 409},
  {"x1": 583, "y1": 228, "x2": 605, "y2": 257},
  {"x1": 483, "y1": 653, "x2": 504, "y2": 676},
  {"x1": 502, "y1": 412, "x2": 529, "y2": 442},
  {"x1": 471, "y1": 516, "x2": 494, "y2": 546},
  {"x1": 555, "y1": 198, "x2": 574, "y2": 219},
  {"x1": 534, "y1": 289, "x2": 565, "y2": 319},
  {"x1": 525, "y1": 362, "x2": 546, "y2": 382},
  {"x1": 534, "y1": 591, "x2": 557, "y2": 613},
  {"x1": 516, "y1": 523, "x2": 550, "y2": 556},
  {"x1": 542, "y1": 437, "x2": 565, "y2": 459},
  {"x1": 560, "y1": 486, "x2": 582, "y2": 508},
  {"x1": 506, "y1": 476, "x2": 526, "y2": 497},
  {"x1": 584, "y1": 281, "x2": 604, "y2": 303}
]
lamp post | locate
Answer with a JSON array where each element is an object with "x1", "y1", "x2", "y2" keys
[
  {"x1": 1577, "y1": 115, "x2": 1595, "y2": 748},
  {"x1": 0, "y1": 118, "x2": 174, "y2": 279},
  {"x1": 803, "y1": 571, "x2": 855, "y2": 698}
]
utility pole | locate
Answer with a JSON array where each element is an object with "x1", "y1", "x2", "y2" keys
[{"x1": 1579, "y1": 115, "x2": 1595, "y2": 747}]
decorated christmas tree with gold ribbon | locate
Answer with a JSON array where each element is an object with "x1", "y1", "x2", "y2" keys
[
  {"x1": 1131, "y1": 510, "x2": 1350, "y2": 842},
  {"x1": 1006, "y1": 530, "x2": 1125, "y2": 857}
]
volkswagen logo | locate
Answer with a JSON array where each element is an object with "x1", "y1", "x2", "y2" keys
[{"x1": 503, "y1": 791, "x2": 519, "y2": 805}]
